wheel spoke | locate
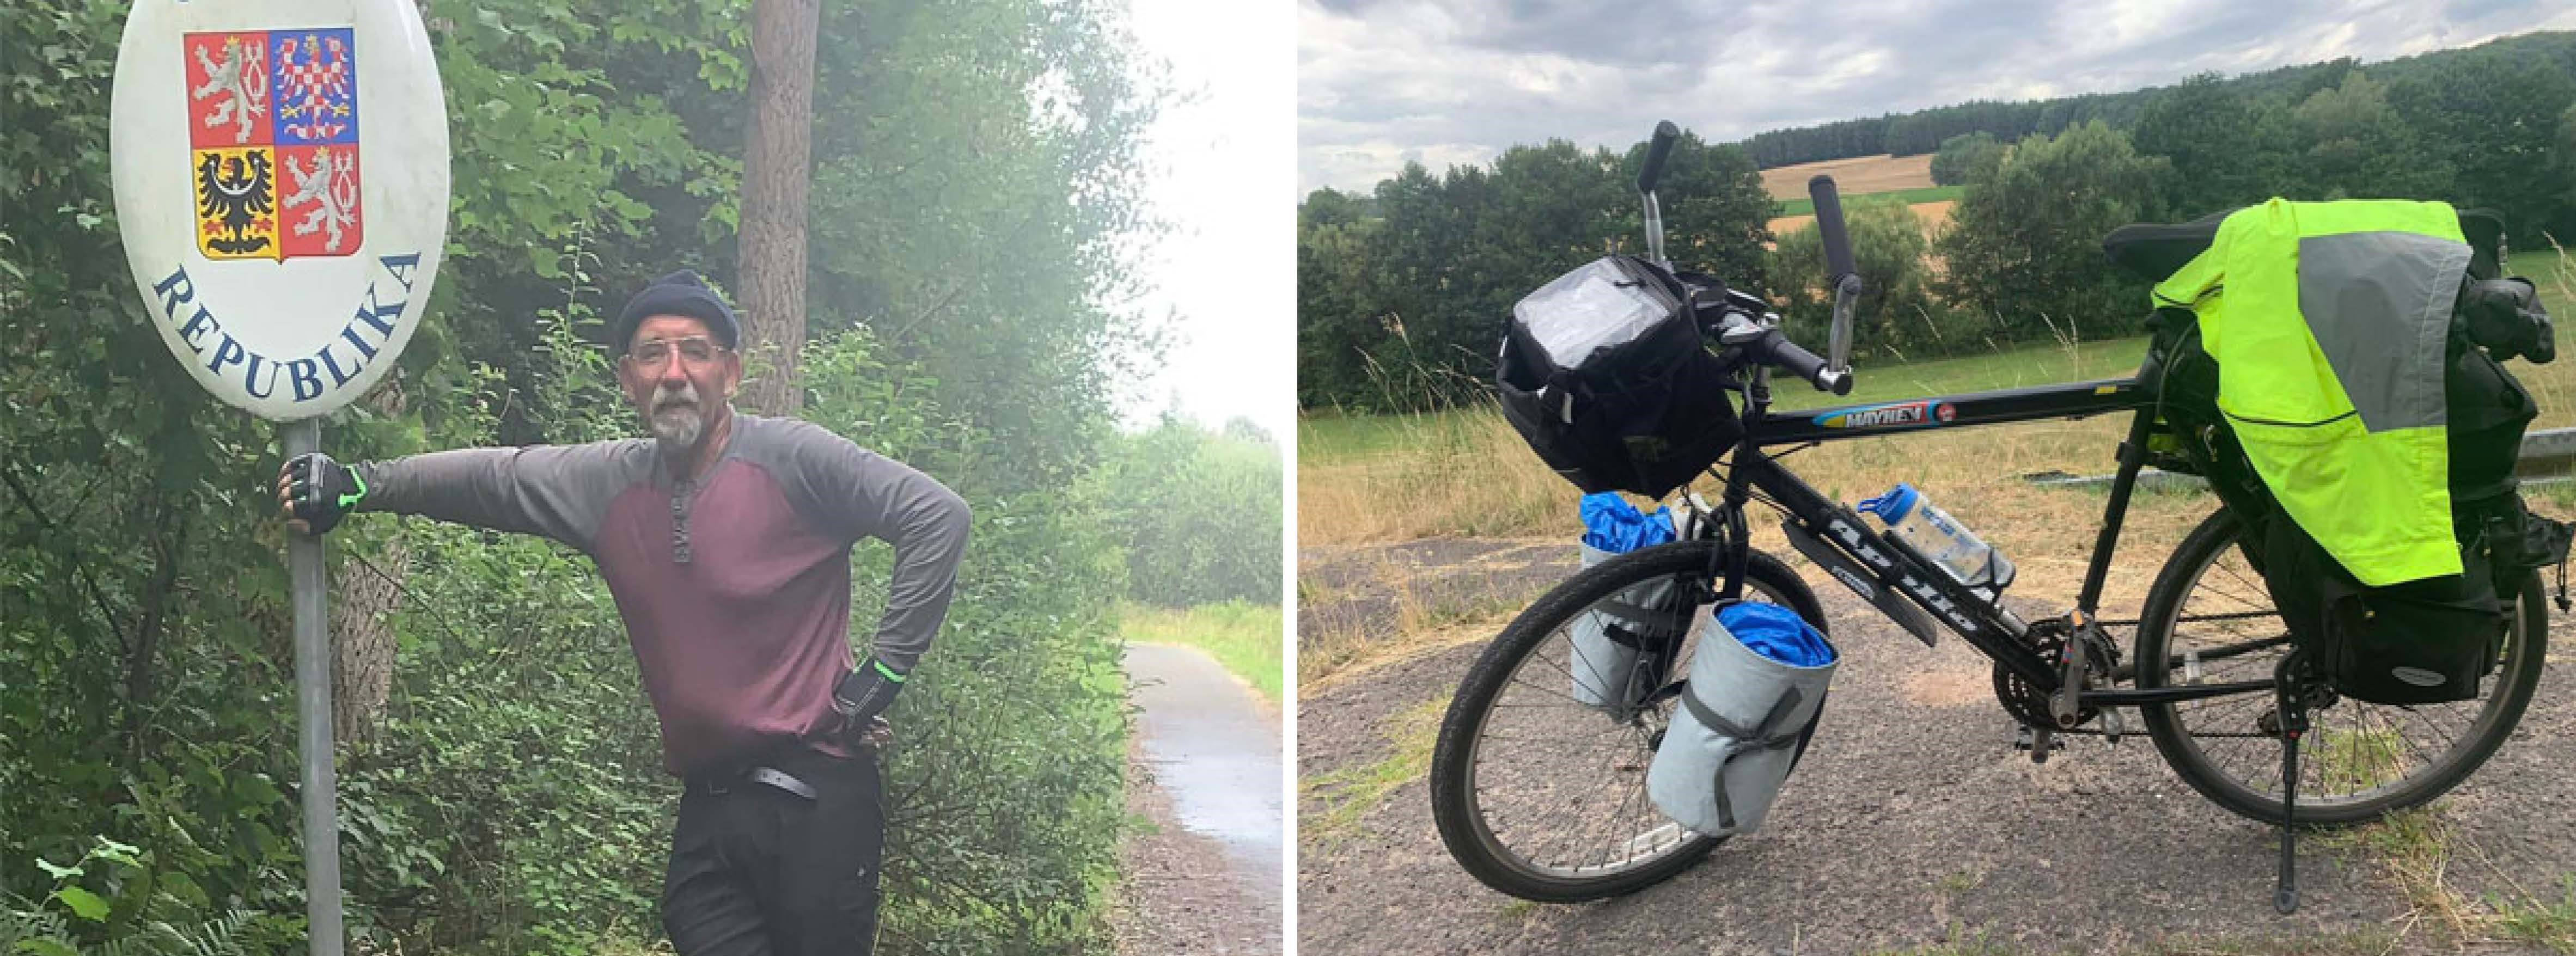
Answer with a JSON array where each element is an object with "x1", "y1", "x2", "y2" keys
[
  {"x1": 2133, "y1": 508, "x2": 2543, "y2": 822},
  {"x1": 1434, "y1": 542, "x2": 1824, "y2": 898}
]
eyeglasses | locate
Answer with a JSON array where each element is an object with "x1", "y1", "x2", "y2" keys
[{"x1": 626, "y1": 336, "x2": 728, "y2": 367}]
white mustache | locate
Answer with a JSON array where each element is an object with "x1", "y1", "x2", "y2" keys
[{"x1": 651, "y1": 383, "x2": 700, "y2": 412}]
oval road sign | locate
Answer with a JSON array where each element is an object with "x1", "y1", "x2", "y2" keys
[{"x1": 111, "y1": 0, "x2": 449, "y2": 421}]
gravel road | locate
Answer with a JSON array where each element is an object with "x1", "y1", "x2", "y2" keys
[{"x1": 1298, "y1": 538, "x2": 2576, "y2": 955}]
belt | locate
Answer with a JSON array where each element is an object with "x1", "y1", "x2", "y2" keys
[{"x1": 691, "y1": 765, "x2": 818, "y2": 801}]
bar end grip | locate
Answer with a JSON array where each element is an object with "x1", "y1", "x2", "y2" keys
[
  {"x1": 1809, "y1": 175, "x2": 1855, "y2": 279},
  {"x1": 1639, "y1": 120, "x2": 1681, "y2": 194}
]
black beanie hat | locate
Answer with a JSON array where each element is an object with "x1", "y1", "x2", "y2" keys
[{"x1": 613, "y1": 269, "x2": 740, "y2": 354}]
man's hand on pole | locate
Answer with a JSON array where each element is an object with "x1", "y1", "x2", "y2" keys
[{"x1": 278, "y1": 452, "x2": 366, "y2": 536}]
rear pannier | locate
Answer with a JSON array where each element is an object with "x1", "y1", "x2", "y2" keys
[{"x1": 1498, "y1": 256, "x2": 1739, "y2": 500}]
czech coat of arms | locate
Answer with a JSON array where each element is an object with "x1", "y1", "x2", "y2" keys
[{"x1": 185, "y1": 28, "x2": 361, "y2": 261}]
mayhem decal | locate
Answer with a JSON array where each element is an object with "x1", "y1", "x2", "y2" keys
[{"x1": 1812, "y1": 400, "x2": 1957, "y2": 431}]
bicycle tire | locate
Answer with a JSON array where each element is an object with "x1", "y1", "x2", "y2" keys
[
  {"x1": 1429, "y1": 539, "x2": 1827, "y2": 902},
  {"x1": 2134, "y1": 507, "x2": 2546, "y2": 825}
]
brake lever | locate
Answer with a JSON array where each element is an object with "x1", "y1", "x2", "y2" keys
[{"x1": 1709, "y1": 308, "x2": 1765, "y2": 344}]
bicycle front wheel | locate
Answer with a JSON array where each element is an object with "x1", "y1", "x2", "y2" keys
[
  {"x1": 2134, "y1": 507, "x2": 2547, "y2": 825},
  {"x1": 1429, "y1": 540, "x2": 1827, "y2": 902}
]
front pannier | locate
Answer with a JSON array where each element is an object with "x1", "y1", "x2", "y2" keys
[
  {"x1": 1645, "y1": 602, "x2": 1835, "y2": 836},
  {"x1": 1498, "y1": 256, "x2": 1739, "y2": 500}
]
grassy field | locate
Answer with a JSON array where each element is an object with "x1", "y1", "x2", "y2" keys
[
  {"x1": 1119, "y1": 600, "x2": 1283, "y2": 702},
  {"x1": 1774, "y1": 184, "x2": 1963, "y2": 218},
  {"x1": 1302, "y1": 244, "x2": 2576, "y2": 615},
  {"x1": 1758, "y1": 152, "x2": 1934, "y2": 199}
]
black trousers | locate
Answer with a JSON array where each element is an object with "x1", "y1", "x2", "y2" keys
[{"x1": 664, "y1": 747, "x2": 886, "y2": 956}]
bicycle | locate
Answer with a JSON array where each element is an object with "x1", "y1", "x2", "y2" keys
[{"x1": 1427, "y1": 121, "x2": 2553, "y2": 913}]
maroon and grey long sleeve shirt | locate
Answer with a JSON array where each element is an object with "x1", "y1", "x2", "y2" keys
[{"x1": 352, "y1": 413, "x2": 972, "y2": 777}]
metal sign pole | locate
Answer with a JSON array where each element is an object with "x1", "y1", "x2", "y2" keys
[{"x1": 283, "y1": 418, "x2": 344, "y2": 956}]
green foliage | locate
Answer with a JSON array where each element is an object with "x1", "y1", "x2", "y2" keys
[
  {"x1": 1742, "y1": 32, "x2": 2576, "y2": 170},
  {"x1": 1928, "y1": 132, "x2": 2004, "y2": 187},
  {"x1": 1933, "y1": 121, "x2": 2167, "y2": 341},
  {"x1": 2131, "y1": 73, "x2": 2293, "y2": 217},
  {"x1": 1104, "y1": 418, "x2": 1284, "y2": 608},
  {"x1": 1295, "y1": 127, "x2": 1772, "y2": 411},
  {"x1": 2, "y1": 0, "x2": 1156, "y2": 951},
  {"x1": 2288, "y1": 71, "x2": 2454, "y2": 203},
  {"x1": 1769, "y1": 199, "x2": 1976, "y2": 359},
  {"x1": 2389, "y1": 42, "x2": 2576, "y2": 239}
]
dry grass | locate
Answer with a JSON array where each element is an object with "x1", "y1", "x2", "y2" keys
[
  {"x1": 1299, "y1": 400, "x2": 2210, "y2": 618},
  {"x1": 2309, "y1": 805, "x2": 2576, "y2": 953},
  {"x1": 1295, "y1": 404, "x2": 1574, "y2": 547},
  {"x1": 1296, "y1": 548, "x2": 1546, "y2": 691},
  {"x1": 1770, "y1": 199, "x2": 1957, "y2": 242},
  {"x1": 1298, "y1": 693, "x2": 1450, "y2": 847},
  {"x1": 1759, "y1": 152, "x2": 1936, "y2": 200}
]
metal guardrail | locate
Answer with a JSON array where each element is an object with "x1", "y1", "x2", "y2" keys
[{"x1": 2024, "y1": 426, "x2": 2576, "y2": 490}]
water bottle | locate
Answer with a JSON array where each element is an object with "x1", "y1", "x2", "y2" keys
[{"x1": 1857, "y1": 483, "x2": 2016, "y2": 594}]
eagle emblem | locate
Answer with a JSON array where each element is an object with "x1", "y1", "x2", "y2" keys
[{"x1": 186, "y1": 29, "x2": 362, "y2": 261}]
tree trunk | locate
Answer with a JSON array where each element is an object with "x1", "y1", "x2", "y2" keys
[{"x1": 735, "y1": 0, "x2": 823, "y2": 415}]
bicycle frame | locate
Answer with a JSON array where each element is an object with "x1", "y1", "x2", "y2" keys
[{"x1": 1709, "y1": 365, "x2": 2276, "y2": 711}]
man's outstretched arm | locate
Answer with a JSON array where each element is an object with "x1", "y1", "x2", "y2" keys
[{"x1": 278, "y1": 444, "x2": 634, "y2": 552}]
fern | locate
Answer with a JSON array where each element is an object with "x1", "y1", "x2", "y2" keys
[
  {"x1": 91, "y1": 910, "x2": 253, "y2": 956},
  {"x1": 1, "y1": 894, "x2": 252, "y2": 956},
  {"x1": 0, "y1": 893, "x2": 78, "y2": 955}
]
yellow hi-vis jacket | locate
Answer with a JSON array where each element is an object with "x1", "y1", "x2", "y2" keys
[{"x1": 2152, "y1": 199, "x2": 2470, "y2": 586}]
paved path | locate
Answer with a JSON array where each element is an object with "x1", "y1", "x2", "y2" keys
[{"x1": 1116, "y1": 644, "x2": 1284, "y2": 955}]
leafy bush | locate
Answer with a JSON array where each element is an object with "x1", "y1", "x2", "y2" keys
[
  {"x1": 1104, "y1": 418, "x2": 1284, "y2": 608},
  {"x1": 1933, "y1": 121, "x2": 2168, "y2": 342},
  {"x1": 1767, "y1": 198, "x2": 1984, "y2": 360},
  {"x1": 1928, "y1": 132, "x2": 2004, "y2": 187}
]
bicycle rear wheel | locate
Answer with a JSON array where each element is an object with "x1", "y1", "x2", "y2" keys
[
  {"x1": 2134, "y1": 507, "x2": 2546, "y2": 825},
  {"x1": 1428, "y1": 540, "x2": 1827, "y2": 902}
]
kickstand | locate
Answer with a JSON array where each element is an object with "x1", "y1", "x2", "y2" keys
[{"x1": 2272, "y1": 652, "x2": 2311, "y2": 915}]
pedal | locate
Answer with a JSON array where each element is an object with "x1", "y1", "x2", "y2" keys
[{"x1": 2101, "y1": 707, "x2": 2125, "y2": 746}]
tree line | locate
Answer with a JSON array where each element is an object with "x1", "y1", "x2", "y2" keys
[
  {"x1": 1739, "y1": 30, "x2": 2576, "y2": 166},
  {"x1": 0, "y1": 0, "x2": 1216, "y2": 952},
  {"x1": 1299, "y1": 30, "x2": 2576, "y2": 412}
]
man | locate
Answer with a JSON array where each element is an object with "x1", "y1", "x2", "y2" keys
[{"x1": 276, "y1": 270, "x2": 972, "y2": 956}]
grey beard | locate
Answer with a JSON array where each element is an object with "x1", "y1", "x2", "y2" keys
[{"x1": 649, "y1": 387, "x2": 705, "y2": 457}]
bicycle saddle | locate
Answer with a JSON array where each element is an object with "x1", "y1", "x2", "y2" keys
[{"x1": 2103, "y1": 207, "x2": 2508, "y2": 284}]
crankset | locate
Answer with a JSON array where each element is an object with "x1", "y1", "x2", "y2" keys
[{"x1": 1994, "y1": 614, "x2": 2125, "y2": 761}]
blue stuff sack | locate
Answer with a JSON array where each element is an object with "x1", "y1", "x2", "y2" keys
[
  {"x1": 1571, "y1": 493, "x2": 1685, "y2": 711},
  {"x1": 1580, "y1": 492, "x2": 1676, "y2": 553},
  {"x1": 1646, "y1": 602, "x2": 1838, "y2": 836}
]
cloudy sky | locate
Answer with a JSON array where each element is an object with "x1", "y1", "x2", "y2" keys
[
  {"x1": 1301, "y1": 0, "x2": 2576, "y2": 195},
  {"x1": 1122, "y1": 0, "x2": 1296, "y2": 439}
]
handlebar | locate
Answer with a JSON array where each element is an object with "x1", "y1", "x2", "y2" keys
[
  {"x1": 1688, "y1": 289, "x2": 1855, "y2": 395},
  {"x1": 1757, "y1": 327, "x2": 1853, "y2": 395},
  {"x1": 1639, "y1": 121, "x2": 1680, "y2": 194}
]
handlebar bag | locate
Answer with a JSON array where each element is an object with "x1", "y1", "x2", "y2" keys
[
  {"x1": 1497, "y1": 256, "x2": 1740, "y2": 500},
  {"x1": 1646, "y1": 602, "x2": 1835, "y2": 836}
]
